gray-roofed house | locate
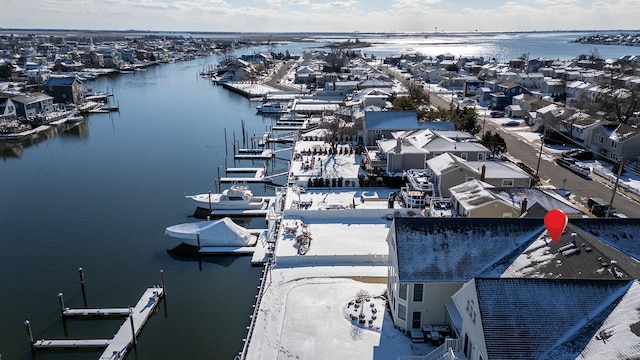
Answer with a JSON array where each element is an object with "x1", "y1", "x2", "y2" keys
[
  {"x1": 386, "y1": 217, "x2": 544, "y2": 333},
  {"x1": 426, "y1": 154, "x2": 531, "y2": 198},
  {"x1": 375, "y1": 129, "x2": 490, "y2": 174},
  {"x1": 10, "y1": 93, "x2": 55, "y2": 119},
  {"x1": 452, "y1": 277, "x2": 639, "y2": 360},
  {"x1": 389, "y1": 217, "x2": 640, "y2": 358},
  {"x1": 362, "y1": 110, "x2": 455, "y2": 146},
  {"x1": 0, "y1": 96, "x2": 17, "y2": 123},
  {"x1": 449, "y1": 180, "x2": 583, "y2": 218},
  {"x1": 589, "y1": 122, "x2": 640, "y2": 163}
]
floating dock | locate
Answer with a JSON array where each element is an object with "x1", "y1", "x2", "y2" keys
[
  {"x1": 28, "y1": 286, "x2": 164, "y2": 360},
  {"x1": 234, "y1": 149, "x2": 275, "y2": 160},
  {"x1": 198, "y1": 230, "x2": 271, "y2": 266}
]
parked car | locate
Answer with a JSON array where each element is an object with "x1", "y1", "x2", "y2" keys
[
  {"x1": 490, "y1": 111, "x2": 505, "y2": 118},
  {"x1": 587, "y1": 197, "x2": 615, "y2": 217},
  {"x1": 503, "y1": 120, "x2": 520, "y2": 126},
  {"x1": 562, "y1": 149, "x2": 594, "y2": 160}
]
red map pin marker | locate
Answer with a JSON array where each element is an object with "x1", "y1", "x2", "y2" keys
[{"x1": 544, "y1": 209, "x2": 568, "y2": 243}]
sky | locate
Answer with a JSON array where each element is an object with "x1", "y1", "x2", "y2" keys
[{"x1": 2, "y1": 0, "x2": 640, "y2": 33}]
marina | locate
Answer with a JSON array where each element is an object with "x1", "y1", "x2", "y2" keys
[{"x1": 28, "y1": 284, "x2": 165, "y2": 360}]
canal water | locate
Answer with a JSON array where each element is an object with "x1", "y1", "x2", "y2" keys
[{"x1": 0, "y1": 55, "x2": 277, "y2": 360}]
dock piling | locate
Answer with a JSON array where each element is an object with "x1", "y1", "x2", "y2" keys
[
  {"x1": 58, "y1": 293, "x2": 65, "y2": 315},
  {"x1": 160, "y1": 270, "x2": 166, "y2": 296},
  {"x1": 129, "y1": 308, "x2": 137, "y2": 346},
  {"x1": 24, "y1": 320, "x2": 34, "y2": 346}
]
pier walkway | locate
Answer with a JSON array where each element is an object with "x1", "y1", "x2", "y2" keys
[{"x1": 31, "y1": 287, "x2": 164, "y2": 360}]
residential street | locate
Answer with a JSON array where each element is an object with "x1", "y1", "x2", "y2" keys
[{"x1": 427, "y1": 89, "x2": 640, "y2": 218}]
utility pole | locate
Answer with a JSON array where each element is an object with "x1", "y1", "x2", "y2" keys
[
  {"x1": 535, "y1": 123, "x2": 546, "y2": 180},
  {"x1": 606, "y1": 158, "x2": 624, "y2": 218}
]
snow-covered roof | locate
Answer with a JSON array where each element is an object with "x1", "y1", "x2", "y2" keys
[
  {"x1": 570, "y1": 218, "x2": 640, "y2": 261},
  {"x1": 449, "y1": 180, "x2": 497, "y2": 212},
  {"x1": 473, "y1": 277, "x2": 635, "y2": 360},
  {"x1": 542, "y1": 280, "x2": 640, "y2": 359},
  {"x1": 492, "y1": 221, "x2": 640, "y2": 280},
  {"x1": 486, "y1": 187, "x2": 582, "y2": 216},
  {"x1": 426, "y1": 153, "x2": 464, "y2": 176},
  {"x1": 392, "y1": 217, "x2": 544, "y2": 282},
  {"x1": 465, "y1": 161, "x2": 531, "y2": 180}
]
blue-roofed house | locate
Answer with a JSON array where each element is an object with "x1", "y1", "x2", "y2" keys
[
  {"x1": 362, "y1": 110, "x2": 455, "y2": 146},
  {"x1": 44, "y1": 76, "x2": 84, "y2": 105}
]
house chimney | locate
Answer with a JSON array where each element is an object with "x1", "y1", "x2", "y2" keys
[
  {"x1": 520, "y1": 197, "x2": 527, "y2": 216},
  {"x1": 395, "y1": 138, "x2": 402, "y2": 154},
  {"x1": 480, "y1": 163, "x2": 486, "y2": 182},
  {"x1": 571, "y1": 232, "x2": 577, "y2": 245}
]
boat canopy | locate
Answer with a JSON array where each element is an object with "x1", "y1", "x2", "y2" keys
[{"x1": 165, "y1": 217, "x2": 254, "y2": 246}]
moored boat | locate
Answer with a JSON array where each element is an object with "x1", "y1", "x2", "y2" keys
[
  {"x1": 164, "y1": 217, "x2": 257, "y2": 247},
  {"x1": 186, "y1": 184, "x2": 269, "y2": 210}
]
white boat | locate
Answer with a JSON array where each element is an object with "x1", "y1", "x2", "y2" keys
[
  {"x1": 164, "y1": 217, "x2": 257, "y2": 247},
  {"x1": 256, "y1": 102, "x2": 287, "y2": 114},
  {"x1": 66, "y1": 115, "x2": 84, "y2": 123},
  {"x1": 186, "y1": 184, "x2": 269, "y2": 210}
]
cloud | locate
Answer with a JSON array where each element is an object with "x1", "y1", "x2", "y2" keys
[
  {"x1": 310, "y1": 1, "x2": 358, "y2": 11},
  {"x1": 535, "y1": 0, "x2": 580, "y2": 4}
]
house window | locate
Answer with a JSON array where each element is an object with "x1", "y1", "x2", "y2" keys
[
  {"x1": 595, "y1": 133, "x2": 604, "y2": 144},
  {"x1": 412, "y1": 312, "x2": 422, "y2": 329},
  {"x1": 611, "y1": 153, "x2": 619, "y2": 161},
  {"x1": 398, "y1": 304, "x2": 407, "y2": 321},
  {"x1": 502, "y1": 179, "x2": 514, "y2": 187},
  {"x1": 399, "y1": 283, "x2": 407, "y2": 300},
  {"x1": 611, "y1": 140, "x2": 618, "y2": 149},
  {"x1": 477, "y1": 153, "x2": 484, "y2": 161},
  {"x1": 460, "y1": 153, "x2": 468, "y2": 160},
  {"x1": 413, "y1": 284, "x2": 423, "y2": 302}
]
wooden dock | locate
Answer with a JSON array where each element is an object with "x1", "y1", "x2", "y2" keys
[
  {"x1": 31, "y1": 287, "x2": 164, "y2": 359},
  {"x1": 234, "y1": 149, "x2": 274, "y2": 160}
]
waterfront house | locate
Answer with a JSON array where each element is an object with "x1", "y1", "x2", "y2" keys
[
  {"x1": 44, "y1": 76, "x2": 84, "y2": 105},
  {"x1": 452, "y1": 277, "x2": 640, "y2": 360},
  {"x1": 388, "y1": 217, "x2": 640, "y2": 358},
  {"x1": 0, "y1": 96, "x2": 17, "y2": 122},
  {"x1": 425, "y1": 154, "x2": 531, "y2": 198},
  {"x1": 451, "y1": 218, "x2": 640, "y2": 360},
  {"x1": 10, "y1": 93, "x2": 54, "y2": 119},
  {"x1": 449, "y1": 180, "x2": 583, "y2": 218},
  {"x1": 589, "y1": 122, "x2": 640, "y2": 163},
  {"x1": 374, "y1": 129, "x2": 489, "y2": 174},
  {"x1": 362, "y1": 110, "x2": 455, "y2": 146},
  {"x1": 386, "y1": 218, "x2": 544, "y2": 333}
]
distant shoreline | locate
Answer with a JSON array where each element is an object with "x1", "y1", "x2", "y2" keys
[{"x1": 2, "y1": 28, "x2": 640, "y2": 41}]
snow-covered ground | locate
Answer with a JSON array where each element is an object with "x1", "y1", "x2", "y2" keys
[{"x1": 246, "y1": 267, "x2": 437, "y2": 360}]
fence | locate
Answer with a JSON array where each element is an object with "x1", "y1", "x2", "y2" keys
[{"x1": 591, "y1": 166, "x2": 640, "y2": 198}]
